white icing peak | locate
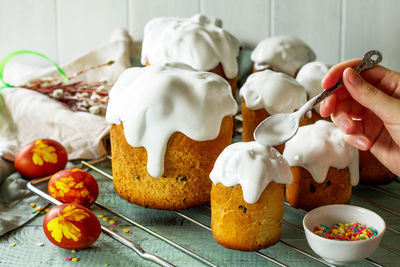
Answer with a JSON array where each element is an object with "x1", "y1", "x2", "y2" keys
[
  {"x1": 296, "y1": 62, "x2": 330, "y2": 115},
  {"x1": 106, "y1": 63, "x2": 238, "y2": 177},
  {"x1": 239, "y1": 70, "x2": 308, "y2": 115},
  {"x1": 251, "y1": 35, "x2": 316, "y2": 77},
  {"x1": 283, "y1": 120, "x2": 359, "y2": 186},
  {"x1": 210, "y1": 141, "x2": 293, "y2": 204},
  {"x1": 141, "y1": 14, "x2": 241, "y2": 79}
]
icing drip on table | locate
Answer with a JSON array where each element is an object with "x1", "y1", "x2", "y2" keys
[
  {"x1": 106, "y1": 63, "x2": 238, "y2": 177},
  {"x1": 141, "y1": 14, "x2": 241, "y2": 79},
  {"x1": 210, "y1": 141, "x2": 293, "y2": 204},
  {"x1": 283, "y1": 120, "x2": 359, "y2": 186},
  {"x1": 239, "y1": 69, "x2": 308, "y2": 115},
  {"x1": 251, "y1": 35, "x2": 316, "y2": 77},
  {"x1": 296, "y1": 62, "x2": 330, "y2": 114}
]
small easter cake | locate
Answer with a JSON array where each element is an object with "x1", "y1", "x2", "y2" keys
[
  {"x1": 106, "y1": 62, "x2": 237, "y2": 210},
  {"x1": 141, "y1": 14, "x2": 241, "y2": 97},
  {"x1": 251, "y1": 35, "x2": 316, "y2": 77},
  {"x1": 210, "y1": 141, "x2": 293, "y2": 251},
  {"x1": 296, "y1": 61, "x2": 331, "y2": 122},
  {"x1": 239, "y1": 70, "x2": 309, "y2": 153},
  {"x1": 283, "y1": 120, "x2": 359, "y2": 211}
]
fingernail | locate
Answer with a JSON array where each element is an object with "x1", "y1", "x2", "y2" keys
[
  {"x1": 340, "y1": 119, "x2": 350, "y2": 131},
  {"x1": 356, "y1": 137, "x2": 369, "y2": 150},
  {"x1": 346, "y1": 68, "x2": 361, "y2": 85}
]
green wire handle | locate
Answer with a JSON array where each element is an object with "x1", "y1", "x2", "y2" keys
[{"x1": 0, "y1": 50, "x2": 69, "y2": 91}]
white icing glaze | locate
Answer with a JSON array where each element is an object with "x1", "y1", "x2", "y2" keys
[
  {"x1": 106, "y1": 62, "x2": 238, "y2": 177},
  {"x1": 296, "y1": 62, "x2": 330, "y2": 114},
  {"x1": 210, "y1": 141, "x2": 293, "y2": 204},
  {"x1": 239, "y1": 69, "x2": 308, "y2": 115},
  {"x1": 283, "y1": 120, "x2": 359, "y2": 186},
  {"x1": 251, "y1": 35, "x2": 316, "y2": 77},
  {"x1": 141, "y1": 14, "x2": 241, "y2": 79}
]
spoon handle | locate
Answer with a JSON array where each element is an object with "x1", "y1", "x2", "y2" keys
[{"x1": 312, "y1": 50, "x2": 382, "y2": 108}]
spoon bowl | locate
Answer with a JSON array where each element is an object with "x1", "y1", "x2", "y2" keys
[{"x1": 253, "y1": 112, "x2": 300, "y2": 147}]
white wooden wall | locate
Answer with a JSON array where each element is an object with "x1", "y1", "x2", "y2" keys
[{"x1": 1, "y1": 0, "x2": 400, "y2": 71}]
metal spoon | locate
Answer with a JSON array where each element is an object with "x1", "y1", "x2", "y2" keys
[{"x1": 253, "y1": 50, "x2": 383, "y2": 146}]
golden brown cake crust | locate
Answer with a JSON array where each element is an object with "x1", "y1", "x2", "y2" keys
[
  {"x1": 359, "y1": 150, "x2": 396, "y2": 185},
  {"x1": 211, "y1": 182, "x2": 284, "y2": 251},
  {"x1": 209, "y1": 63, "x2": 237, "y2": 99},
  {"x1": 285, "y1": 166, "x2": 352, "y2": 211},
  {"x1": 110, "y1": 117, "x2": 234, "y2": 210}
]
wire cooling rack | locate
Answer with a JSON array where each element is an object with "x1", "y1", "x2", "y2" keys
[{"x1": 27, "y1": 156, "x2": 400, "y2": 267}]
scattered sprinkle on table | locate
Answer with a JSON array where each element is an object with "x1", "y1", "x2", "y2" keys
[
  {"x1": 109, "y1": 220, "x2": 116, "y2": 225},
  {"x1": 10, "y1": 243, "x2": 16, "y2": 247},
  {"x1": 102, "y1": 217, "x2": 108, "y2": 221},
  {"x1": 37, "y1": 242, "x2": 44, "y2": 247},
  {"x1": 71, "y1": 250, "x2": 76, "y2": 253},
  {"x1": 313, "y1": 222, "x2": 378, "y2": 241},
  {"x1": 123, "y1": 228, "x2": 130, "y2": 233},
  {"x1": 30, "y1": 203, "x2": 36, "y2": 208},
  {"x1": 97, "y1": 214, "x2": 104, "y2": 218},
  {"x1": 71, "y1": 257, "x2": 79, "y2": 262},
  {"x1": 105, "y1": 264, "x2": 109, "y2": 266},
  {"x1": 65, "y1": 257, "x2": 72, "y2": 261}
]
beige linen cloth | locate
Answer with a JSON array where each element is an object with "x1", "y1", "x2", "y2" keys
[
  {"x1": 0, "y1": 28, "x2": 132, "y2": 165},
  {"x1": 0, "y1": 28, "x2": 132, "y2": 236}
]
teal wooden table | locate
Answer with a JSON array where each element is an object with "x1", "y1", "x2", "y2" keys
[{"x1": 1, "y1": 157, "x2": 399, "y2": 267}]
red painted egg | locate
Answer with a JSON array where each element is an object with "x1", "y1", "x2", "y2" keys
[
  {"x1": 14, "y1": 139, "x2": 68, "y2": 180},
  {"x1": 48, "y1": 169, "x2": 99, "y2": 207},
  {"x1": 43, "y1": 204, "x2": 101, "y2": 250}
]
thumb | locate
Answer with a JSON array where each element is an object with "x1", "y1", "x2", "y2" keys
[{"x1": 343, "y1": 67, "x2": 400, "y2": 123}]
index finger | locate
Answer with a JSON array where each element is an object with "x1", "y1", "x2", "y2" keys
[
  {"x1": 322, "y1": 58, "x2": 393, "y2": 94},
  {"x1": 321, "y1": 59, "x2": 361, "y2": 89}
]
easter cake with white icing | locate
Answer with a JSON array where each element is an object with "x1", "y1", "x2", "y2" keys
[
  {"x1": 141, "y1": 14, "x2": 241, "y2": 97},
  {"x1": 283, "y1": 120, "x2": 359, "y2": 211},
  {"x1": 106, "y1": 62, "x2": 237, "y2": 210},
  {"x1": 210, "y1": 141, "x2": 292, "y2": 251}
]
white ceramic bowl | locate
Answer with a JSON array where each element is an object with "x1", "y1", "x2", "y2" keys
[{"x1": 303, "y1": 204, "x2": 385, "y2": 265}]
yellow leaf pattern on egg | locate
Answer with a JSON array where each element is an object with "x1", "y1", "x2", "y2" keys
[
  {"x1": 31, "y1": 139, "x2": 58, "y2": 166},
  {"x1": 46, "y1": 205, "x2": 90, "y2": 243},
  {"x1": 52, "y1": 176, "x2": 92, "y2": 201}
]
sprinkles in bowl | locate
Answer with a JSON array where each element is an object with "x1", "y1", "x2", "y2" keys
[{"x1": 314, "y1": 222, "x2": 378, "y2": 241}]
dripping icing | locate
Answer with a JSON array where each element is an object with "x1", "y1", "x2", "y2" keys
[{"x1": 106, "y1": 63, "x2": 238, "y2": 177}]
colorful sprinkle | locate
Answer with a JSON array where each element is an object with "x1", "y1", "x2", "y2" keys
[
  {"x1": 65, "y1": 257, "x2": 72, "y2": 261},
  {"x1": 105, "y1": 264, "x2": 109, "y2": 266},
  {"x1": 109, "y1": 220, "x2": 116, "y2": 225},
  {"x1": 37, "y1": 242, "x2": 44, "y2": 247},
  {"x1": 313, "y1": 222, "x2": 377, "y2": 241},
  {"x1": 102, "y1": 217, "x2": 108, "y2": 221},
  {"x1": 71, "y1": 258, "x2": 79, "y2": 262},
  {"x1": 10, "y1": 243, "x2": 16, "y2": 247},
  {"x1": 30, "y1": 203, "x2": 36, "y2": 208},
  {"x1": 97, "y1": 214, "x2": 104, "y2": 218},
  {"x1": 123, "y1": 228, "x2": 130, "y2": 233},
  {"x1": 71, "y1": 250, "x2": 76, "y2": 253}
]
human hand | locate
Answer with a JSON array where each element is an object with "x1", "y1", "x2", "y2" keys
[{"x1": 320, "y1": 59, "x2": 400, "y2": 176}]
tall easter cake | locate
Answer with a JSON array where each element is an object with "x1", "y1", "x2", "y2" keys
[
  {"x1": 141, "y1": 14, "x2": 241, "y2": 97},
  {"x1": 239, "y1": 69, "x2": 309, "y2": 153},
  {"x1": 106, "y1": 63, "x2": 237, "y2": 210},
  {"x1": 210, "y1": 141, "x2": 292, "y2": 251}
]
